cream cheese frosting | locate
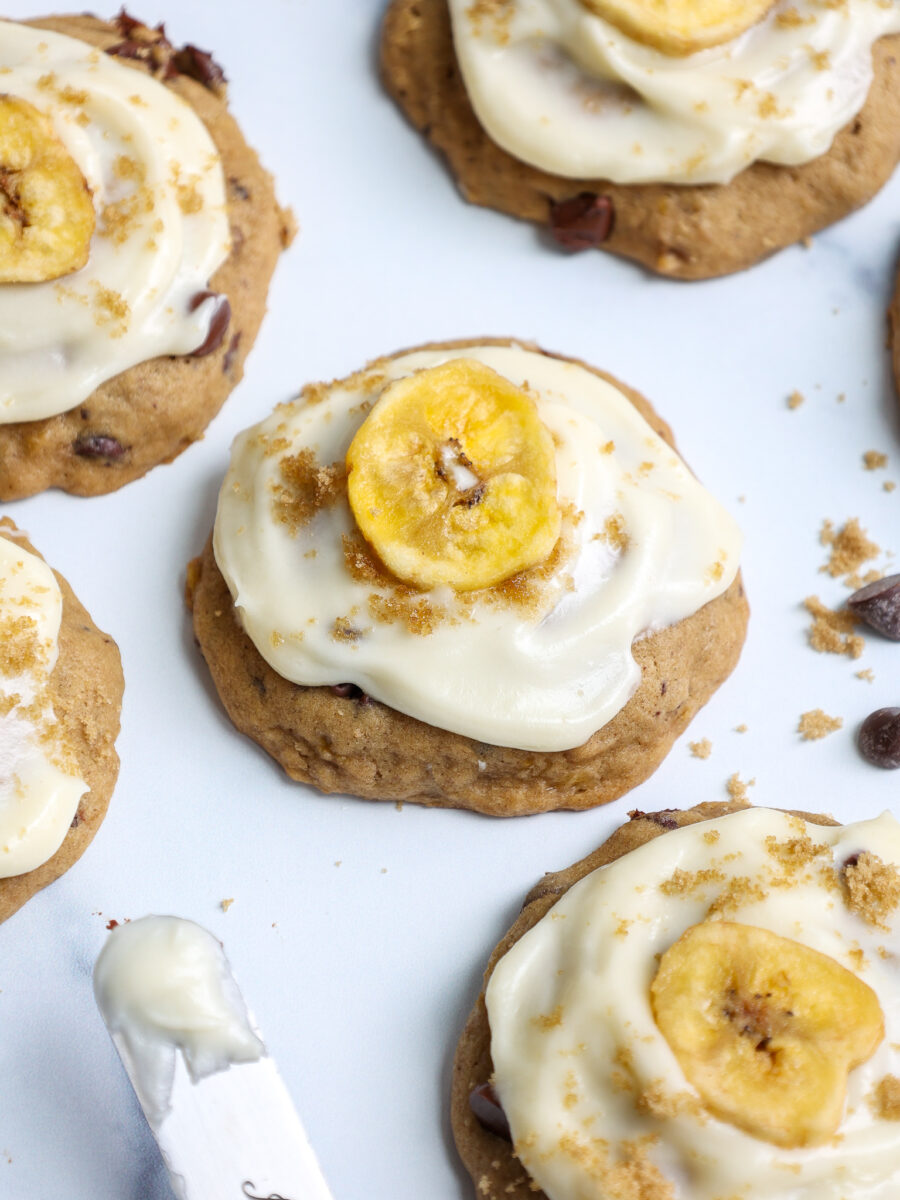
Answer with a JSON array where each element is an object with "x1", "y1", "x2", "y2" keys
[
  {"x1": 93, "y1": 915, "x2": 265, "y2": 1128},
  {"x1": 0, "y1": 19, "x2": 230, "y2": 422},
  {"x1": 0, "y1": 531, "x2": 87, "y2": 877},
  {"x1": 448, "y1": 0, "x2": 900, "y2": 185},
  {"x1": 213, "y1": 343, "x2": 741, "y2": 752},
  {"x1": 486, "y1": 807, "x2": 900, "y2": 1200}
]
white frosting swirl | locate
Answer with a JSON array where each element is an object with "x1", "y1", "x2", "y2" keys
[
  {"x1": 486, "y1": 808, "x2": 900, "y2": 1200},
  {"x1": 213, "y1": 344, "x2": 741, "y2": 752},
  {"x1": 0, "y1": 531, "x2": 87, "y2": 877},
  {"x1": 0, "y1": 20, "x2": 230, "y2": 422},
  {"x1": 449, "y1": 0, "x2": 900, "y2": 184}
]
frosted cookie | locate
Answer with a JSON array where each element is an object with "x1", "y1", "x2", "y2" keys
[
  {"x1": 381, "y1": 0, "x2": 900, "y2": 279},
  {"x1": 188, "y1": 338, "x2": 747, "y2": 815},
  {"x1": 0, "y1": 13, "x2": 293, "y2": 499},
  {"x1": 0, "y1": 518, "x2": 123, "y2": 922},
  {"x1": 453, "y1": 802, "x2": 900, "y2": 1199}
]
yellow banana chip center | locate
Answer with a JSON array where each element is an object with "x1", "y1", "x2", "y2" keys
[
  {"x1": 345, "y1": 359, "x2": 562, "y2": 591},
  {"x1": 651, "y1": 921, "x2": 884, "y2": 1147},
  {"x1": 579, "y1": 0, "x2": 776, "y2": 56},
  {"x1": 0, "y1": 94, "x2": 95, "y2": 283}
]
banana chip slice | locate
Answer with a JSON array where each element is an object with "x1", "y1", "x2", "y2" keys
[
  {"x1": 580, "y1": 0, "x2": 776, "y2": 56},
  {"x1": 346, "y1": 359, "x2": 561, "y2": 591},
  {"x1": 0, "y1": 95, "x2": 94, "y2": 283}
]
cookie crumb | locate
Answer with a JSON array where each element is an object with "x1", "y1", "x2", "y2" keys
[
  {"x1": 864, "y1": 451, "x2": 888, "y2": 471},
  {"x1": 820, "y1": 518, "x2": 880, "y2": 581},
  {"x1": 842, "y1": 853, "x2": 900, "y2": 930},
  {"x1": 726, "y1": 773, "x2": 754, "y2": 803},
  {"x1": 220, "y1": 898, "x2": 234, "y2": 913},
  {"x1": 787, "y1": 390, "x2": 805, "y2": 409},
  {"x1": 798, "y1": 709, "x2": 842, "y2": 740},
  {"x1": 837, "y1": 392, "x2": 846, "y2": 403},
  {"x1": 885, "y1": 482, "x2": 897, "y2": 493},
  {"x1": 688, "y1": 738, "x2": 712, "y2": 759},
  {"x1": 856, "y1": 668, "x2": 875, "y2": 682},
  {"x1": 804, "y1": 595, "x2": 865, "y2": 659},
  {"x1": 871, "y1": 1076, "x2": 900, "y2": 1120},
  {"x1": 800, "y1": 236, "x2": 813, "y2": 249},
  {"x1": 734, "y1": 723, "x2": 748, "y2": 733}
]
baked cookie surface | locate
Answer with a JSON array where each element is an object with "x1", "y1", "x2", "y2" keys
[
  {"x1": 0, "y1": 13, "x2": 293, "y2": 500},
  {"x1": 381, "y1": 0, "x2": 900, "y2": 280},
  {"x1": 189, "y1": 338, "x2": 748, "y2": 816},
  {"x1": 451, "y1": 803, "x2": 899, "y2": 1200},
  {"x1": 0, "y1": 518, "x2": 123, "y2": 922}
]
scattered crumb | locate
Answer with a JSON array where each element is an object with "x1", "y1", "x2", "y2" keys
[
  {"x1": 886, "y1": 482, "x2": 897, "y2": 493},
  {"x1": 804, "y1": 595, "x2": 865, "y2": 659},
  {"x1": 726, "y1": 773, "x2": 755, "y2": 803},
  {"x1": 395, "y1": 801, "x2": 404, "y2": 812},
  {"x1": 220, "y1": 898, "x2": 234, "y2": 913},
  {"x1": 798, "y1": 709, "x2": 842, "y2": 740},
  {"x1": 800, "y1": 236, "x2": 813, "y2": 249},
  {"x1": 105, "y1": 919, "x2": 118, "y2": 931},
  {"x1": 380, "y1": 867, "x2": 388, "y2": 874},
  {"x1": 334, "y1": 860, "x2": 342, "y2": 867},
  {"x1": 837, "y1": 392, "x2": 846, "y2": 403},
  {"x1": 870, "y1": 1075, "x2": 900, "y2": 1120},
  {"x1": 864, "y1": 451, "x2": 888, "y2": 471},
  {"x1": 820, "y1": 518, "x2": 880, "y2": 581},
  {"x1": 856, "y1": 668, "x2": 875, "y2": 682},
  {"x1": 787, "y1": 390, "x2": 805, "y2": 409},
  {"x1": 842, "y1": 853, "x2": 900, "y2": 930},
  {"x1": 689, "y1": 738, "x2": 712, "y2": 759},
  {"x1": 734, "y1": 723, "x2": 748, "y2": 733}
]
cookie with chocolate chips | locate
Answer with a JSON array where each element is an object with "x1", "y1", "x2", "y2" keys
[
  {"x1": 0, "y1": 12, "x2": 293, "y2": 499},
  {"x1": 186, "y1": 337, "x2": 748, "y2": 816},
  {"x1": 0, "y1": 518, "x2": 123, "y2": 923},
  {"x1": 381, "y1": 0, "x2": 900, "y2": 280},
  {"x1": 451, "y1": 801, "x2": 841, "y2": 1199}
]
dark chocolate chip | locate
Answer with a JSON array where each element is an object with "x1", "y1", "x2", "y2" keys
[
  {"x1": 228, "y1": 177, "x2": 251, "y2": 202},
  {"x1": 172, "y1": 44, "x2": 227, "y2": 92},
  {"x1": 330, "y1": 683, "x2": 370, "y2": 704},
  {"x1": 857, "y1": 708, "x2": 900, "y2": 769},
  {"x1": 105, "y1": 39, "x2": 146, "y2": 61},
  {"x1": 627, "y1": 808, "x2": 681, "y2": 828},
  {"x1": 549, "y1": 193, "x2": 615, "y2": 251},
  {"x1": 469, "y1": 1082, "x2": 511, "y2": 1141},
  {"x1": 188, "y1": 292, "x2": 231, "y2": 358},
  {"x1": 847, "y1": 573, "x2": 900, "y2": 640},
  {"x1": 73, "y1": 433, "x2": 126, "y2": 461}
]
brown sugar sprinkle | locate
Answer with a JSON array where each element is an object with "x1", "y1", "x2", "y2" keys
[
  {"x1": 531, "y1": 1005, "x2": 563, "y2": 1031},
  {"x1": 113, "y1": 155, "x2": 146, "y2": 184},
  {"x1": 368, "y1": 591, "x2": 440, "y2": 637},
  {"x1": 90, "y1": 283, "x2": 129, "y2": 336},
  {"x1": 841, "y1": 852, "x2": 900, "y2": 930},
  {"x1": 798, "y1": 709, "x2": 842, "y2": 740},
  {"x1": 272, "y1": 449, "x2": 346, "y2": 535},
  {"x1": 764, "y1": 831, "x2": 830, "y2": 873},
  {"x1": 466, "y1": 0, "x2": 513, "y2": 42},
  {"x1": 734, "y1": 723, "x2": 748, "y2": 733},
  {"x1": 688, "y1": 739, "x2": 712, "y2": 759},
  {"x1": 787, "y1": 390, "x2": 805, "y2": 409},
  {"x1": 856, "y1": 668, "x2": 875, "y2": 682},
  {"x1": 659, "y1": 867, "x2": 726, "y2": 896},
  {"x1": 864, "y1": 451, "x2": 889, "y2": 471},
  {"x1": 708, "y1": 875, "x2": 768, "y2": 916},
  {"x1": 820, "y1": 517, "x2": 880, "y2": 582},
  {"x1": 100, "y1": 186, "x2": 156, "y2": 246},
  {"x1": 636, "y1": 1082, "x2": 706, "y2": 1122},
  {"x1": 804, "y1": 595, "x2": 865, "y2": 659},
  {"x1": 870, "y1": 1075, "x2": 900, "y2": 1120},
  {"x1": 550, "y1": 1134, "x2": 675, "y2": 1200},
  {"x1": 599, "y1": 513, "x2": 629, "y2": 553},
  {"x1": 0, "y1": 615, "x2": 44, "y2": 677},
  {"x1": 331, "y1": 617, "x2": 362, "y2": 643}
]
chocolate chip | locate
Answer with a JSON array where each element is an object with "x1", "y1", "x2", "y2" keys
[
  {"x1": 858, "y1": 708, "x2": 900, "y2": 768},
  {"x1": 330, "y1": 683, "x2": 370, "y2": 704},
  {"x1": 105, "y1": 39, "x2": 147, "y2": 61},
  {"x1": 847, "y1": 573, "x2": 900, "y2": 640},
  {"x1": 549, "y1": 193, "x2": 614, "y2": 251},
  {"x1": 188, "y1": 292, "x2": 231, "y2": 358},
  {"x1": 73, "y1": 433, "x2": 126, "y2": 461},
  {"x1": 628, "y1": 808, "x2": 680, "y2": 829},
  {"x1": 469, "y1": 1083, "x2": 511, "y2": 1141},
  {"x1": 172, "y1": 44, "x2": 227, "y2": 92},
  {"x1": 228, "y1": 177, "x2": 251, "y2": 202}
]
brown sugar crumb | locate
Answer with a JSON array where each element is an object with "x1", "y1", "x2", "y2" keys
[
  {"x1": 599, "y1": 513, "x2": 629, "y2": 553},
  {"x1": 703, "y1": 830, "x2": 720, "y2": 845},
  {"x1": 804, "y1": 595, "x2": 865, "y2": 659},
  {"x1": 798, "y1": 709, "x2": 842, "y2": 740},
  {"x1": 220, "y1": 898, "x2": 234, "y2": 913},
  {"x1": 331, "y1": 617, "x2": 362, "y2": 643},
  {"x1": 870, "y1": 1075, "x2": 900, "y2": 1120},
  {"x1": 100, "y1": 186, "x2": 155, "y2": 245},
  {"x1": 820, "y1": 518, "x2": 880, "y2": 581},
  {"x1": 659, "y1": 867, "x2": 726, "y2": 896},
  {"x1": 787, "y1": 390, "x2": 805, "y2": 409},
  {"x1": 734, "y1": 723, "x2": 748, "y2": 733},
  {"x1": 90, "y1": 283, "x2": 129, "y2": 336},
  {"x1": 856, "y1": 668, "x2": 875, "y2": 682},
  {"x1": 467, "y1": 0, "x2": 513, "y2": 43},
  {"x1": 271, "y1": 449, "x2": 346, "y2": 535},
  {"x1": 0, "y1": 615, "x2": 43, "y2": 677},
  {"x1": 776, "y1": 6, "x2": 813, "y2": 24},
  {"x1": 113, "y1": 155, "x2": 146, "y2": 184},
  {"x1": 369, "y1": 591, "x2": 440, "y2": 637},
  {"x1": 532, "y1": 1004, "x2": 563, "y2": 1031},
  {"x1": 636, "y1": 1082, "x2": 706, "y2": 1122},
  {"x1": 864, "y1": 451, "x2": 888, "y2": 470},
  {"x1": 765, "y1": 832, "x2": 830, "y2": 872},
  {"x1": 841, "y1": 852, "x2": 900, "y2": 930},
  {"x1": 726, "y1": 773, "x2": 754, "y2": 804},
  {"x1": 708, "y1": 875, "x2": 768, "y2": 916},
  {"x1": 689, "y1": 739, "x2": 712, "y2": 759}
]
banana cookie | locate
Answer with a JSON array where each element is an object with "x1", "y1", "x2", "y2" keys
[
  {"x1": 381, "y1": 0, "x2": 900, "y2": 279},
  {"x1": 188, "y1": 338, "x2": 747, "y2": 815},
  {"x1": 0, "y1": 518, "x2": 123, "y2": 922},
  {"x1": 0, "y1": 12, "x2": 293, "y2": 499},
  {"x1": 453, "y1": 802, "x2": 900, "y2": 1199}
]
